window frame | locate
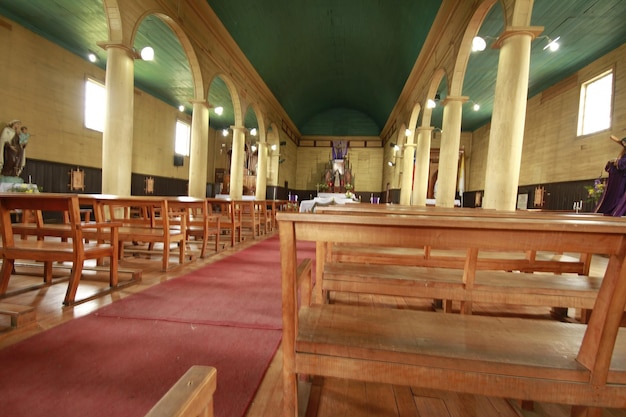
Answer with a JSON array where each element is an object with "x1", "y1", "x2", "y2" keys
[
  {"x1": 174, "y1": 119, "x2": 191, "y2": 157},
  {"x1": 577, "y1": 68, "x2": 614, "y2": 137},
  {"x1": 84, "y1": 77, "x2": 106, "y2": 133}
]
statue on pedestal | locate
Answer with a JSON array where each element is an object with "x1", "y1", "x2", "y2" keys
[{"x1": 0, "y1": 119, "x2": 28, "y2": 183}]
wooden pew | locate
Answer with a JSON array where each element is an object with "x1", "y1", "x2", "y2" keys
[
  {"x1": 207, "y1": 198, "x2": 242, "y2": 247},
  {"x1": 0, "y1": 193, "x2": 120, "y2": 306},
  {"x1": 237, "y1": 200, "x2": 262, "y2": 240},
  {"x1": 144, "y1": 366, "x2": 217, "y2": 417},
  {"x1": 315, "y1": 204, "x2": 598, "y2": 315},
  {"x1": 277, "y1": 211, "x2": 626, "y2": 417},
  {"x1": 86, "y1": 195, "x2": 187, "y2": 271},
  {"x1": 260, "y1": 200, "x2": 273, "y2": 234},
  {"x1": 167, "y1": 197, "x2": 221, "y2": 258}
]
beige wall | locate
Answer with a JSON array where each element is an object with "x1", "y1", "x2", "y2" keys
[{"x1": 468, "y1": 43, "x2": 626, "y2": 191}]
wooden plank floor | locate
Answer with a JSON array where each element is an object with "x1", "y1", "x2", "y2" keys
[{"x1": 0, "y1": 233, "x2": 624, "y2": 417}]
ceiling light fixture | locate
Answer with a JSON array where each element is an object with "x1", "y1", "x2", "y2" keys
[{"x1": 214, "y1": 106, "x2": 223, "y2": 115}]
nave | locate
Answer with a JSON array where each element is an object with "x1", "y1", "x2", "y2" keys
[{"x1": 1, "y1": 234, "x2": 625, "y2": 417}]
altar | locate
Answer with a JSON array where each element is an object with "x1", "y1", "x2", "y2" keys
[
  {"x1": 299, "y1": 192, "x2": 359, "y2": 213},
  {"x1": 0, "y1": 182, "x2": 39, "y2": 193}
]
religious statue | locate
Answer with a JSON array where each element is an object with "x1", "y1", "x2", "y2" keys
[
  {"x1": 332, "y1": 140, "x2": 348, "y2": 160},
  {"x1": 0, "y1": 119, "x2": 28, "y2": 183}
]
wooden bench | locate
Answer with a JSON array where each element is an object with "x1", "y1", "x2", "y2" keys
[
  {"x1": 0, "y1": 193, "x2": 120, "y2": 306},
  {"x1": 87, "y1": 195, "x2": 187, "y2": 271},
  {"x1": 144, "y1": 365, "x2": 217, "y2": 417},
  {"x1": 237, "y1": 200, "x2": 263, "y2": 240},
  {"x1": 167, "y1": 197, "x2": 221, "y2": 258},
  {"x1": 315, "y1": 204, "x2": 598, "y2": 316},
  {"x1": 207, "y1": 199, "x2": 242, "y2": 247},
  {"x1": 277, "y1": 211, "x2": 626, "y2": 417}
]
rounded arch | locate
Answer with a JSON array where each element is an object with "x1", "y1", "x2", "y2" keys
[
  {"x1": 407, "y1": 102, "x2": 422, "y2": 133},
  {"x1": 396, "y1": 123, "x2": 409, "y2": 147},
  {"x1": 244, "y1": 102, "x2": 267, "y2": 144},
  {"x1": 102, "y1": 0, "x2": 123, "y2": 43},
  {"x1": 449, "y1": 0, "x2": 500, "y2": 97},
  {"x1": 266, "y1": 122, "x2": 281, "y2": 187},
  {"x1": 420, "y1": 67, "x2": 447, "y2": 128},
  {"x1": 207, "y1": 73, "x2": 243, "y2": 128},
  {"x1": 130, "y1": 12, "x2": 205, "y2": 102}
]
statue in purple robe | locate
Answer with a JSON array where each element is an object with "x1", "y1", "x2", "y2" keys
[{"x1": 595, "y1": 135, "x2": 626, "y2": 216}]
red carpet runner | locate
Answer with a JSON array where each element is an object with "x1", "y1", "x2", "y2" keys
[{"x1": 0, "y1": 235, "x2": 316, "y2": 417}]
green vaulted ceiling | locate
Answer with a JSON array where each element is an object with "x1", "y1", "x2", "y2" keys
[{"x1": 0, "y1": 1, "x2": 625, "y2": 137}]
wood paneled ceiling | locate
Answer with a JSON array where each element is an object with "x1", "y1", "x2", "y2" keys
[{"x1": 0, "y1": 0, "x2": 624, "y2": 137}]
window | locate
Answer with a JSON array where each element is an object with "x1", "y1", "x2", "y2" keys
[
  {"x1": 577, "y1": 69, "x2": 613, "y2": 136},
  {"x1": 84, "y1": 78, "x2": 106, "y2": 132},
  {"x1": 175, "y1": 119, "x2": 191, "y2": 156}
]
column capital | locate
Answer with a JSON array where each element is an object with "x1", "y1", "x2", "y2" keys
[
  {"x1": 190, "y1": 100, "x2": 209, "y2": 108},
  {"x1": 230, "y1": 125, "x2": 247, "y2": 132},
  {"x1": 96, "y1": 41, "x2": 136, "y2": 57},
  {"x1": 442, "y1": 95, "x2": 469, "y2": 106},
  {"x1": 493, "y1": 26, "x2": 544, "y2": 48}
]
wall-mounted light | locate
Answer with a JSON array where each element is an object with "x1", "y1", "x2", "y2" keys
[
  {"x1": 389, "y1": 142, "x2": 400, "y2": 152},
  {"x1": 250, "y1": 128, "x2": 257, "y2": 136},
  {"x1": 140, "y1": 46, "x2": 154, "y2": 61},
  {"x1": 426, "y1": 93, "x2": 440, "y2": 109},
  {"x1": 467, "y1": 100, "x2": 480, "y2": 111},
  {"x1": 87, "y1": 52, "x2": 97, "y2": 63},
  {"x1": 214, "y1": 106, "x2": 224, "y2": 115},
  {"x1": 251, "y1": 144, "x2": 257, "y2": 152},
  {"x1": 178, "y1": 105, "x2": 185, "y2": 112},
  {"x1": 279, "y1": 158, "x2": 285, "y2": 164},
  {"x1": 271, "y1": 144, "x2": 277, "y2": 151},
  {"x1": 222, "y1": 129, "x2": 229, "y2": 137},
  {"x1": 405, "y1": 129, "x2": 412, "y2": 137},
  {"x1": 388, "y1": 161, "x2": 396, "y2": 167},
  {"x1": 539, "y1": 35, "x2": 560, "y2": 51},
  {"x1": 471, "y1": 35, "x2": 498, "y2": 52}
]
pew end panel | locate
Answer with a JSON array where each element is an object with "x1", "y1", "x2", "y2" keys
[
  {"x1": 144, "y1": 365, "x2": 217, "y2": 417},
  {"x1": 0, "y1": 193, "x2": 122, "y2": 306}
]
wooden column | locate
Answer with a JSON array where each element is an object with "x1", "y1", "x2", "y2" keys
[
  {"x1": 400, "y1": 143, "x2": 416, "y2": 205},
  {"x1": 436, "y1": 96, "x2": 467, "y2": 208},
  {"x1": 229, "y1": 125, "x2": 246, "y2": 200},
  {"x1": 412, "y1": 127, "x2": 433, "y2": 206},
  {"x1": 101, "y1": 44, "x2": 134, "y2": 196},
  {"x1": 255, "y1": 142, "x2": 268, "y2": 200},
  {"x1": 483, "y1": 27, "x2": 543, "y2": 210},
  {"x1": 188, "y1": 100, "x2": 209, "y2": 198}
]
